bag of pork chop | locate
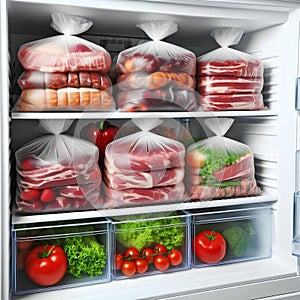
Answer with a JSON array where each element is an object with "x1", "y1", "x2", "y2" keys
[{"x1": 186, "y1": 118, "x2": 261, "y2": 200}]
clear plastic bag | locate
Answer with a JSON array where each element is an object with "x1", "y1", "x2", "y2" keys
[
  {"x1": 15, "y1": 120, "x2": 103, "y2": 213},
  {"x1": 18, "y1": 13, "x2": 111, "y2": 73},
  {"x1": 116, "y1": 20, "x2": 196, "y2": 75},
  {"x1": 103, "y1": 118, "x2": 187, "y2": 207},
  {"x1": 185, "y1": 118, "x2": 261, "y2": 200},
  {"x1": 197, "y1": 28, "x2": 263, "y2": 78}
]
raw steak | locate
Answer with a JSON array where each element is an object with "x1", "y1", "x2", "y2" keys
[
  {"x1": 196, "y1": 76, "x2": 263, "y2": 94},
  {"x1": 103, "y1": 182, "x2": 187, "y2": 208},
  {"x1": 104, "y1": 140, "x2": 185, "y2": 173},
  {"x1": 104, "y1": 167, "x2": 185, "y2": 190},
  {"x1": 197, "y1": 60, "x2": 263, "y2": 78},
  {"x1": 199, "y1": 93, "x2": 264, "y2": 111}
]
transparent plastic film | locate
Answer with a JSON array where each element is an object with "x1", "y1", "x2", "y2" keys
[{"x1": 186, "y1": 118, "x2": 261, "y2": 200}]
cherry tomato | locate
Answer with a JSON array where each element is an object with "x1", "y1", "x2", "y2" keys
[
  {"x1": 135, "y1": 258, "x2": 148, "y2": 273},
  {"x1": 25, "y1": 244, "x2": 67, "y2": 286},
  {"x1": 154, "y1": 254, "x2": 169, "y2": 271},
  {"x1": 193, "y1": 230, "x2": 226, "y2": 264},
  {"x1": 154, "y1": 244, "x2": 167, "y2": 254},
  {"x1": 168, "y1": 249, "x2": 183, "y2": 266},
  {"x1": 124, "y1": 247, "x2": 140, "y2": 260},
  {"x1": 121, "y1": 261, "x2": 136, "y2": 277},
  {"x1": 141, "y1": 247, "x2": 155, "y2": 263},
  {"x1": 115, "y1": 253, "x2": 123, "y2": 270}
]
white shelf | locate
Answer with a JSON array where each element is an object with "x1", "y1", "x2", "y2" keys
[
  {"x1": 11, "y1": 192, "x2": 277, "y2": 225},
  {"x1": 11, "y1": 110, "x2": 278, "y2": 120}
]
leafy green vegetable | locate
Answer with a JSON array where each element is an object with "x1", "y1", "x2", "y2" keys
[
  {"x1": 222, "y1": 220, "x2": 255, "y2": 257},
  {"x1": 196, "y1": 146, "x2": 248, "y2": 185},
  {"x1": 115, "y1": 212, "x2": 185, "y2": 251},
  {"x1": 64, "y1": 235, "x2": 106, "y2": 278}
]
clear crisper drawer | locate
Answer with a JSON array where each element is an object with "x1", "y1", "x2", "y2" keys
[
  {"x1": 109, "y1": 211, "x2": 190, "y2": 279},
  {"x1": 188, "y1": 205, "x2": 272, "y2": 268},
  {"x1": 12, "y1": 218, "x2": 111, "y2": 295}
]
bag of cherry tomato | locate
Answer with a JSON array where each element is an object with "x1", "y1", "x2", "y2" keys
[{"x1": 15, "y1": 119, "x2": 103, "y2": 214}]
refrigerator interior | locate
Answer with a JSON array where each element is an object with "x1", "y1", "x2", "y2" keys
[{"x1": 2, "y1": 0, "x2": 300, "y2": 299}]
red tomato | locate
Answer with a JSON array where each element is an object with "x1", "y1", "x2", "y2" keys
[
  {"x1": 193, "y1": 230, "x2": 226, "y2": 264},
  {"x1": 141, "y1": 247, "x2": 155, "y2": 263},
  {"x1": 154, "y1": 244, "x2": 167, "y2": 254},
  {"x1": 168, "y1": 249, "x2": 183, "y2": 266},
  {"x1": 154, "y1": 254, "x2": 169, "y2": 271},
  {"x1": 121, "y1": 261, "x2": 136, "y2": 277},
  {"x1": 124, "y1": 247, "x2": 140, "y2": 260},
  {"x1": 135, "y1": 258, "x2": 148, "y2": 273},
  {"x1": 25, "y1": 244, "x2": 67, "y2": 286},
  {"x1": 115, "y1": 253, "x2": 123, "y2": 270}
]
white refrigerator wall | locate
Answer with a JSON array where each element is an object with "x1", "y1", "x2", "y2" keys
[{"x1": 2, "y1": 1, "x2": 300, "y2": 299}]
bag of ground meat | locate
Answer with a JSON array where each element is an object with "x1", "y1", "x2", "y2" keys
[
  {"x1": 117, "y1": 20, "x2": 196, "y2": 75},
  {"x1": 15, "y1": 120, "x2": 103, "y2": 213},
  {"x1": 18, "y1": 13, "x2": 111, "y2": 73},
  {"x1": 197, "y1": 27, "x2": 263, "y2": 78},
  {"x1": 186, "y1": 118, "x2": 261, "y2": 200}
]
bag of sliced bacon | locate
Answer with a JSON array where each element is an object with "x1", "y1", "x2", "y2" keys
[
  {"x1": 185, "y1": 118, "x2": 261, "y2": 200},
  {"x1": 15, "y1": 120, "x2": 103, "y2": 214},
  {"x1": 196, "y1": 27, "x2": 264, "y2": 111}
]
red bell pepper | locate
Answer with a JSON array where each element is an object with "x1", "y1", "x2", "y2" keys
[{"x1": 81, "y1": 121, "x2": 119, "y2": 168}]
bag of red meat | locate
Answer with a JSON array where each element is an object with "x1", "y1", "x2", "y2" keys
[
  {"x1": 103, "y1": 118, "x2": 188, "y2": 207},
  {"x1": 15, "y1": 120, "x2": 103, "y2": 214},
  {"x1": 116, "y1": 20, "x2": 196, "y2": 75},
  {"x1": 196, "y1": 27, "x2": 263, "y2": 78},
  {"x1": 18, "y1": 13, "x2": 111, "y2": 73},
  {"x1": 185, "y1": 118, "x2": 261, "y2": 200}
]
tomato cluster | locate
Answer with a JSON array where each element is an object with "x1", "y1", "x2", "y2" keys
[{"x1": 115, "y1": 244, "x2": 183, "y2": 277}]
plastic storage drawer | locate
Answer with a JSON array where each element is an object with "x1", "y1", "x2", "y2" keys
[
  {"x1": 189, "y1": 205, "x2": 272, "y2": 268},
  {"x1": 109, "y1": 211, "x2": 190, "y2": 279},
  {"x1": 12, "y1": 218, "x2": 111, "y2": 295}
]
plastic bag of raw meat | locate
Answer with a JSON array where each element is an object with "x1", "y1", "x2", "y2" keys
[
  {"x1": 18, "y1": 13, "x2": 111, "y2": 73},
  {"x1": 117, "y1": 20, "x2": 196, "y2": 75},
  {"x1": 185, "y1": 118, "x2": 261, "y2": 200},
  {"x1": 15, "y1": 120, "x2": 103, "y2": 214},
  {"x1": 197, "y1": 27, "x2": 263, "y2": 78},
  {"x1": 103, "y1": 118, "x2": 188, "y2": 207}
]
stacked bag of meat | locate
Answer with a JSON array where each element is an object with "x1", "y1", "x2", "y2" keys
[
  {"x1": 103, "y1": 119, "x2": 188, "y2": 207},
  {"x1": 115, "y1": 21, "x2": 198, "y2": 111},
  {"x1": 196, "y1": 27, "x2": 265, "y2": 111},
  {"x1": 15, "y1": 120, "x2": 103, "y2": 213},
  {"x1": 185, "y1": 118, "x2": 261, "y2": 200},
  {"x1": 15, "y1": 13, "x2": 115, "y2": 112}
]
